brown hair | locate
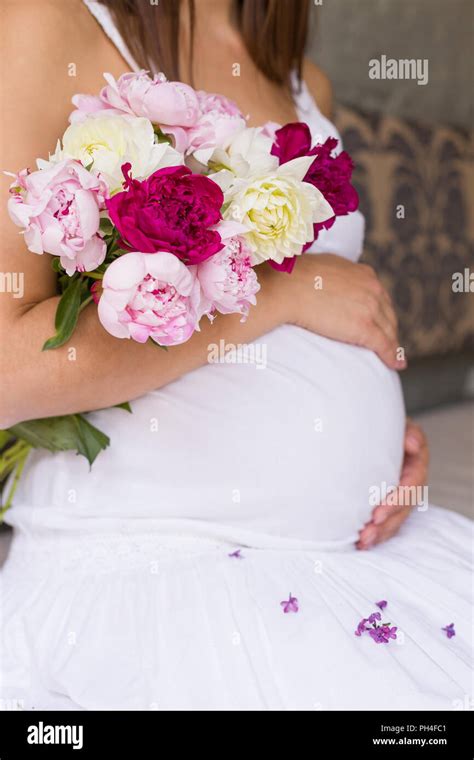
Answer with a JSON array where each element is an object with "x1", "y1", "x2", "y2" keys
[{"x1": 97, "y1": 0, "x2": 310, "y2": 91}]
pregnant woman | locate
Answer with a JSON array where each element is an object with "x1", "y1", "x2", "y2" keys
[{"x1": 0, "y1": 0, "x2": 471, "y2": 710}]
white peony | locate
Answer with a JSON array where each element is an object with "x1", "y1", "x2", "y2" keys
[
  {"x1": 209, "y1": 126, "x2": 278, "y2": 178},
  {"x1": 53, "y1": 114, "x2": 182, "y2": 192},
  {"x1": 223, "y1": 156, "x2": 334, "y2": 265}
]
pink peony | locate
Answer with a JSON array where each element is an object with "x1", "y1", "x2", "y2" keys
[
  {"x1": 186, "y1": 91, "x2": 246, "y2": 161},
  {"x1": 98, "y1": 251, "x2": 201, "y2": 346},
  {"x1": 7, "y1": 159, "x2": 107, "y2": 275},
  {"x1": 70, "y1": 71, "x2": 200, "y2": 152},
  {"x1": 270, "y1": 123, "x2": 359, "y2": 272},
  {"x1": 70, "y1": 73, "x2": 246, "y2": 156},
  {"x1": 106, "y1": 164, "x2": 224, "y2": 265},
  {"x1": 69, "y1": 93, "x2": 113, "y2": 122},
  {"x1": 197, "y1": 235, "x2": 259, "y2": 320},
  {"x1": 260, "y1": 121, "x2": 281, "y2": 141}
]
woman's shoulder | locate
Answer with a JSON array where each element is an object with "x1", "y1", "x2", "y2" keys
[
  {"x1": 1, "y1": 0, "x2": 126, "y2": 94},
  {"x1": 302, "y1": 59, "x2": 334, "y2": 120},
  {"x1": 0, "y1": 0, "x2": 127, "y2": 209},
  {"x1": 2, "y1": 0, "x2": 91, "y2": 44},
  {"x1": 1, "y1": 0, "x2": 127, "y2": 164}
]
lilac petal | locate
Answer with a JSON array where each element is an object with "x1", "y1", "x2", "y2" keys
[
  {"x1": 281, "y1": 594, "x2": 299, "y2": 613},
  {"x1": 368, "y1": 612, "x2": 382, "y2": 624},
  {"x1": 354, "y1": 618, "x2": 369, "y2": 636},
  {"x1": 442, "y1": 623, "x2": 456, "y2": 639},
  {"x1": 228, "y1": 549, "x2": 243, "y2": 559},
  {"x1": 376, "y1": 600, "x2": 387, "y2": 610},
  {"x1": 369, "y1": 628, "x2": 384, "y2": 643}
]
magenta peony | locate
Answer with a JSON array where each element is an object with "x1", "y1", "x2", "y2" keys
[
  {"x1": 106, "y1": 164, "x2": 225, "y2": 265},
  {"x1": 270, "y1": 122, "x2": 359, "y2": 271}
]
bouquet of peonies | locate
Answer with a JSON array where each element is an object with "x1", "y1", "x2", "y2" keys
[{"x1": 1, "y1": 71, "x2": 358, "y2": 513}]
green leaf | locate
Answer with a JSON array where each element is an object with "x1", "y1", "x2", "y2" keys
[
  {"x1": 99, "y1": 217, "x2": 114, "y2": 236},
  {"x1": 109, "y1": 248, "x2": 129, "y2": 258},
  {"x1": 51, "y1": 257, "x2": 64, "y2": 273},
  {"x1": 7, "y1": 414, "x2": 110, "y2": 467},
  {"x1": 42, "y1": 276, "x2": 83, "y2": 351},
  {"x1": 72, "y1": 415, "x2": 110, "y2": 467},
  {"x1": 114, "y1": 401, "x2": 132, "y2": 413},
  {"x1": 153, "y1": 126, "x2": 172, "y2": 144},
  {"x1": 148, "y1": 338, "x2": 168, "y2": 351},
  {"x1": 8, "y1": 417, "x2": 82, "y2": 452}
]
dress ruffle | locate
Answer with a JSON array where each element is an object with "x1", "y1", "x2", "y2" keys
[{"x1": 1, "y1": 506, "x2": 471, "y2": 710}]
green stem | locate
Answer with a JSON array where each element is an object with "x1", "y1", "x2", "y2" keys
[
  {"x1": 0, "y1": 439, "x2": 30, "y2": 478},
  {"x1": 79, "y1": 295, "x2": 93, "y2": 313},
  {"x1": 83, "y1": 271, "x2": 104, "y2": 280},
  {"x1": 0, "y1": 443, "x2": 31, "y2": 519}
]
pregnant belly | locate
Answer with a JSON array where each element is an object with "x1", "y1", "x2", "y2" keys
[{"x1": 11, "y1": 326, "x2": 405, "y2": 544}]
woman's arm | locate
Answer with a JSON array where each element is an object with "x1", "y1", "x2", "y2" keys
[
  {"x1": 0, "y1": 3, "x2": 287, "y2": 424},
  {"x1": 0, "y1": 252, "x2": 403, "y2": 427}
]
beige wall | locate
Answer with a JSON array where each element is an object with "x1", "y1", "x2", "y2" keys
[{"x1": 308, "y1": 0, "x2": 472, "y2": 129}]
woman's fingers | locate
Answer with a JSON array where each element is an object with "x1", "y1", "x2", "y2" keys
[
  {"x1": 371, "y1": 497, "x2": 410, "y2": 525},
  {"x1": 372, "y1": 506, "x2": 413, "y2": 545},
  {"x1": 357, "y1": 420, "x2": 430, "y2": 550},
  {"x1": 370, "y1": 282, "x2": 403, "y2": 366},
  {"x1": 357, "y1": 504, "x2": 412, "y2": 549},
  {"x1": 356, "y1": 523, "x2": 378, "y2": 549},
  {"x1": 402, "y1": 420, "x2": 429, "y2": 467},
  {"x1": 351, "y1": 272, "x2": 403, "y2": 368},
  {"x1": 292, "y1": 255, "x2": 405, "y2": 370},
  {"x1": 360, "y1": 317, "x2": 402, "y2": 368}
]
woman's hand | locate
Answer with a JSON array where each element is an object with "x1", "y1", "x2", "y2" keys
[
  {"x1": 286, "y1": 254, "x2": 405, "y2": 370},
  {"x1": 357, "y1": 420, "x2": 429, "y2": 549}
]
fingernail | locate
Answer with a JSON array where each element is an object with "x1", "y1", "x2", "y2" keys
[
  {"x1": 362, "y1": 526, "x2": 377, "y2": 543},
  {"x1": 407, "y1": 433, "x2": 419, "y2": 448}
]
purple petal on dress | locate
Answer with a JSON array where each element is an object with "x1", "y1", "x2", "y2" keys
[
  {"x1": 376, "y1": 600, "x2": 387, "y2": 610},
  {"x1": 442, "y1": 623, "x2": 456, "y2": 639},
  {"x1": 228, "y1": 549, "x2": 243, "y2": 559},
  {"x1": 369, "y1": 627, "x2": 387, "y2": 644},
  {"x1": 280, "y1": 593, "x2": 299, "y2": 613},
  {"x1": 368, "y1": 612, "x2": 382, "y2": 624},
  {"x1": 355, "y1": 613, "x2": 397, "y2": 644},
  {"x1": 354, "y1": 618, "x2": 369, "y2": 636},
  {"x1": 380, "y1": 624, "x2": 398, "y2": 641}
]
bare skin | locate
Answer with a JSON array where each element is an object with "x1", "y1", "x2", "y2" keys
[
  {"x1": 358, "y1": 420, "x2": 430, "y2": 549},
  {"x1": 0, "y1": 0, "x2": 427, "y2": 544}
]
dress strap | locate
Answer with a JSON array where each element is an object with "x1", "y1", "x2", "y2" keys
[
  {"x1": 291, "y1": 71, "x2": 338, "y2": 141},
  {"x1": 82, "y1": 0, "x2": 140, "y2": 71},
  {"x1": 291, "y1": 72, "x2": 315, "y2": 119}
]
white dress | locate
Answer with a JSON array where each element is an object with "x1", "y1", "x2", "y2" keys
[{"x1": 0, "y1": 0, "x2": 472, "y2": 711}]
